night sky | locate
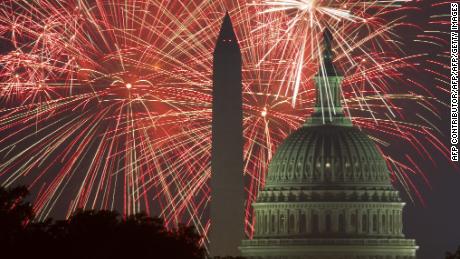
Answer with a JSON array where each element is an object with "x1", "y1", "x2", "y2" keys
[
  {"x1": 0, "y1": 1, "x2": 458, "y2": 259},
  {"x1": 393, "y1": 1, "x2": 459, "y2": 258}
]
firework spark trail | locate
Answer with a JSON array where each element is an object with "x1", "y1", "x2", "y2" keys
[{"x1": 0, "y1": 0, "x2": 451, "y2": 244}]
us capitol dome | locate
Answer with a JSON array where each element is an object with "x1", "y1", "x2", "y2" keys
[{"x1": 239, "y1": 29, "x2": 418, "y2": 259}]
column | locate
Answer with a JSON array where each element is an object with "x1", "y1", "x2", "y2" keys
[
  {"x1": 357, "y1": 209, "x2": 362, "y2": 234},
  {"x1": 294, "y1": 209, "x2": 299, "y2": 234},
  {"x1": 255, "y1": 211, "x2": 259, "y2": 235},
  {"x1": 345, "y1": 209, "x2": 350, "y2": 234},
  {"x1": 368, "y1": 209, "x2": 373, "y2": 234},
  {"x1": 275, "y1": 210, "x2": 279, "y2": 234},
  {"x1": 306, "y1": 209, "x2": 311, "y2": 234}
]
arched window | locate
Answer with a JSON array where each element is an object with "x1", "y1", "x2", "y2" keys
[
  {"x1": 262, "y1": 214, "x2": 266, "y2": 234},
  {"x1": 255, "y1": 214, "x2": 260, "y2": 234},
  {"x1": 390, "y1": 214, "x2": 393, "y2": 233},
  {"x1": 280, "y1": 214, "x2": 286, "y2": 233},
  {"x1": 299, "y1": 212, "x2": 306, "y2": 233},
  {"x1": 382, "y1": 214, "x2": 386, "y2": 233},
  {"x1": 289, "y1": 214, "x2": 295, "y2": 233},
  {"x1": 351, "y1": 213, "x2": 357, "y2": 231},
  {"x1": 271, "y1": 214, "x2": 276, "y2": 233},
  {"x1": 312, "y1": 213, "x2": 319, "y2": 233},
  {"x1": 338, "y1": 214, "x2": 345, "y2": 233},
  {"x1": 265, "y1": 214, "x2": 269, "y2": 233},
  {"x1": 325, "y1": 213, "x2": 332, "y2": 232},
  {"x1": 362, "y1": 214, "x2": 368, "y2": 232},
  {"x1": 373, "y1": 214, "x2": 378, "y2": 232},
  {"x1": 324, "y1": 162, "x2": 331, "y2": 182}
]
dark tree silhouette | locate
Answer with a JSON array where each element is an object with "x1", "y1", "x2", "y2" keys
[
  {"x1": 0, "y1": 186, "x2": 34, "y2": 246},
  {"x1": 446, "y1": 246, "x2": 460, "y2": 259},
  {"x1": 0, "y1": 186, "x2": 206, "y2": 259}
]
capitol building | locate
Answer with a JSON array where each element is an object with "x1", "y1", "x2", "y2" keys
[{"x1": 239, "y1": 29, "x2": 418, "y2": 259}]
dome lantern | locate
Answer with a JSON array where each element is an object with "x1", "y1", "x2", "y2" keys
[{"x1": 308, "y1": 28, "x2": 352, "y2": 126}]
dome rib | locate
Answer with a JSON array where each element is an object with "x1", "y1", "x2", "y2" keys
[{"x1": 265, "y1": 125, "x2": 392, "y2": 189}]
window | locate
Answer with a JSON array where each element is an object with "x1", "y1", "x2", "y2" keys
[
  {"x1": 264, "y1": 214, "x2": 268, "y2": 233},
  {"x1": 289, "y1": 214, "x2": 295, "y2": 233},
  {"x1": 382, "y1": 214, "x2": 386, "y2": 233},
  {"x1": 280, "y1": 214, "x2": 286, "y2": 233},
  {"x1": 390, "y1": 215, "x2": 393, "y2": 233},
  {"x1": 325, "y1": 213, "x2": 332, "y2": 232},
  {"x1": 271, "y1": 214, "x2": 276, "y2": 233},
  {"x1": 351, "y1": 213, "x2": 357, "y2": 227},
  {"x1": 362, "y1": 214, "x2": 368, "y2": 232},
  {"x1": 373, "y1": 214, "x2": 378, "y2": 232},
  {"x1": 312, "y1": 213, "x2": 319, "y2": 233},
  {"x1": 339, "y1": 214, "x2": 345, "y2": 233},
  {"x1": 299, "y1": 213, "x2": 306, "y2": 233}
]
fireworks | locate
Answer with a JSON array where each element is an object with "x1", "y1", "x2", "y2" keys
[{"x1": 0, "y1": 0, "x2": 451, "y2": 246}]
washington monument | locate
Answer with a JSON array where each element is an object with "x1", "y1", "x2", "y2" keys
[{"x1": 209, "y1": 13, "x2": 245, "y2": 257}]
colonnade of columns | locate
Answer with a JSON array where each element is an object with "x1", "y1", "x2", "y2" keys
[{"x1": 254, "y1": 206, "x2": 403, "y2": 237}]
